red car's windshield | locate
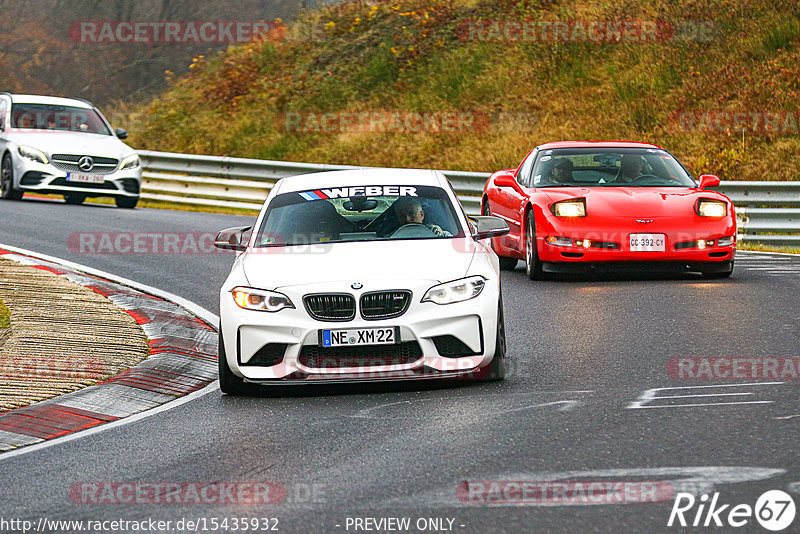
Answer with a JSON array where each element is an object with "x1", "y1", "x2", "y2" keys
[{"x1": 531, "y1": 148, "x2": 695, "y2": 187}]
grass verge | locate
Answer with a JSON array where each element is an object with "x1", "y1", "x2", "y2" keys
[
  {"x1": 116, "y1": 0, "x2": 800, "y2": 181},
  {"x1": 0, "y1": 298, "x2": 10, "y2": 329},
  {"x1": 737, "y1": 242, "x2": 800, "y2": 254}
]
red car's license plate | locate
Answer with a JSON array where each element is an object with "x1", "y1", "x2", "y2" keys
[{"x1": 629, "y1": 233, "x2": 666, "y2": 251}]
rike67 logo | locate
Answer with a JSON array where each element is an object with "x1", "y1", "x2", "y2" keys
[{"x1": 668, "y1": 490, "x2": 796, "y2": 531}]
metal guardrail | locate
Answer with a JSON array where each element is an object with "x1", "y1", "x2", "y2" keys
[{"x1": 138, "y1": 150, "x2": 800, "y2": 246}]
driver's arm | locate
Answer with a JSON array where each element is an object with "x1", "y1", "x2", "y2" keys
[{"x1": 427, "y1": 224, "x2": 452, "y2": 237}]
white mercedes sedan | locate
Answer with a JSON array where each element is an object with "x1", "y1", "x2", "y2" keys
[{"x1": 215, "y1": 168, "x2": 509, "y2": 393}]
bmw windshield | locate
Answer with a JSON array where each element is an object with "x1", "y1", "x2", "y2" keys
[
  {"x1": 254, "y1": 184, "x2": 465, "y2": 246},
  {"x1": 531, "y1": 148, "x2": 695, "y2": 187}
]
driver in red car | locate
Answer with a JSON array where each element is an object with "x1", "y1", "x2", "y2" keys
[
  {"x1": 550, "y1": 158, "x2": 575, "y2": 184},
  {"x1": 394, "y1": 197, "x2": 452, "y2": 237},
  {"x1": 614, "y1": 154, "x2": 644, "y2": 183}
]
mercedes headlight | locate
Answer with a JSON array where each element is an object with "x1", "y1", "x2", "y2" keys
[
  {"x1": 18, "y1": 145, "x2": 48, "y2": 164},
  {"x1": 231, "y1": 287, "x2": 294, "y2": 312},
  {"x1": 119, "y1": 154, "x2": 140, "y2": 170},
  {"x1": 696, "y1": 199, "x2": 727, "y2": 217},
  {"x1": 422, "y1": 276, "x2": 486, "y2": 305}
]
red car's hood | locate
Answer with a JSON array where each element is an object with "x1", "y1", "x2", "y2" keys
[{"x1": 539, "y1": 187, "x2": 729, "y2": 219}]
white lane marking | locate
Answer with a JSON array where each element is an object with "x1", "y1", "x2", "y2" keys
[
  {"x1": 628, "y1": 382, "x2": 783, "y2": 409},
  {"x1": 497, "y1": 400, "x2": 580, "y2": 415},
  {"x1": 631, "y1": 401, "x2": 773, "y2": 409},
  {"x1": 737, "y1": 251, "x2": 800, "y2": 257},
  {"x1": 734, "y1": 251, "x2": 800, "y2": 277},
  {"x1": 0, "y1": 242, "x2": 221, "y2": 461},
  {"x1": 774, "y1": 414, "x2": 800, "y2": 420},
  {"x1": 788, "y1": 482, "x2": 800, "y2": 494},
  {"x1": 650, "y1": 392, "x2": 754, "y2": 399},
  {"x1": 0, "y1": 381, "x2": 220, "y2": 462},
  {"x1": 353, "y1": 391, "x2": 593, "y2": 419},
  {"x1": 741, "y1": 265, "x2": 799, "y2": 269}
]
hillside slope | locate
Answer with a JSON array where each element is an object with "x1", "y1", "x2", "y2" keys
[{"x1": 128, "y1": 0, "x2": 800, "y2": 180}]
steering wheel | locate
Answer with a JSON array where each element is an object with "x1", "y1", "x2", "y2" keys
[{"x1": 389, "y1": 223, "x2": 436, "y2": 238}]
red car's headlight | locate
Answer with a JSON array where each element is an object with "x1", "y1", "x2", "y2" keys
[
  {"x1": 696, "y1": 199, "x2": 727, "y2": 217},
  {"x1": 551, "y1": 198, "x2": 587, "y2": 217}
]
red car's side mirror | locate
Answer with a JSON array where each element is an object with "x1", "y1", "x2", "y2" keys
[
  {"x1": 493, "y1": 173, "x2": 522, "y2": 192},
  {"x1": 698, "y1": 174, "x2": 720, "y2": 190}
]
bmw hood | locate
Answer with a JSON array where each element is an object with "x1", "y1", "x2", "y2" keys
[
  {"x1": 241, "y1": 238, "x2": 478, "y2": 290},
  {"x1": 14, "y1": 132, "x2": 134, "y2": 158}
]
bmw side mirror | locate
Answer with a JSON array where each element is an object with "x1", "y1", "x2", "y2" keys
[
  {"x1": 215, "y1": 226, "x2": 252, "y2": 251},
  {"x1": 698, "y1": 174, "x2": 720, "y2": 190},
  {"x1": 114, "y1": 127, "x2": 128, "y2": 139},
  {"x1": 470, "y1": 216, "x2": 509, "y2": 240}
]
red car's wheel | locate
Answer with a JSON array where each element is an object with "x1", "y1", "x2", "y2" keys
[
  {"x1": 525, "y1": 212, "x2": 543, "y2": 280},
  {"x1": 483, "y1": 201, "x2": 517, "y2": 270},
  {"x1": 702, "y1": 263, "x2": 734, "y2": 279}
]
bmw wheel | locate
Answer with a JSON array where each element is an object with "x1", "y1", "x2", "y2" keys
[
  {"x1": 480, "y1": 298, "x2": 506, "y2": 381},
  {"x1": 218, "y1": 326, "x2": 249, "y2": 395},
  {"x1": 1, "y1": 153, "x2": 23, "y2": 200}
]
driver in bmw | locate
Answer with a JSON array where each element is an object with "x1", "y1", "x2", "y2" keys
[{"x1": 393, "y1": 197, "x2": 452, "y2": 237}]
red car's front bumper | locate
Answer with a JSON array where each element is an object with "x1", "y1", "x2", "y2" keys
[{"x1": 534, "y1": 213, "x2": 736, "y2": 270}]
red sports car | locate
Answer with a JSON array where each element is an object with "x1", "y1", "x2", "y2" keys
[{"x1": 481, "y1": 141, "x2": 736, "y2": 278}]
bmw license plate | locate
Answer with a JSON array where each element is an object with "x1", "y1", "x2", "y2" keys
[
  {"x1": 320, "y1": 327, "x2": 399, "y2": 347},
  {"x1": 67, "y1": 173, "x2": 105, "y2": 184},
  {"x1": 629, "y1": 233, "x2": 666, "y2": 251}
]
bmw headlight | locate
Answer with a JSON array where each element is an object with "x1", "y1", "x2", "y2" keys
[
  {"x1": 551, "y1": 198, "x2": 586, "y2": 217},
  {"x1": 231, "y1": 287, "x2": 294, "y2": 312},
  {"x1": 696, "y1": 199, "x2": 727, "y2": 217},
  {"x1": 422, "y1": 276, "x2": 485, "y2": 305},
  {"x1": 119, "y1": 154, "x2": 140, "y2": 170},
  {"x1": 18, "y1": 145, "x2": 48, "y2": 164}
]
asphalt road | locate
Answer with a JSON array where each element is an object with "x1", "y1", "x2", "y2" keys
[{"x1": 1, "y1": 198, "x2": 799, "y2": 534}]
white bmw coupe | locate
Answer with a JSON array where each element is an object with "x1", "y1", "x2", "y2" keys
[{"x1": 215, "y1": 169, "x2": 509, "y2": 393}]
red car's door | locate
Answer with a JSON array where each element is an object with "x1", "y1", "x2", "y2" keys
[{"x1": 490, "y1": 150, "x2": 536, "y2": 254}]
